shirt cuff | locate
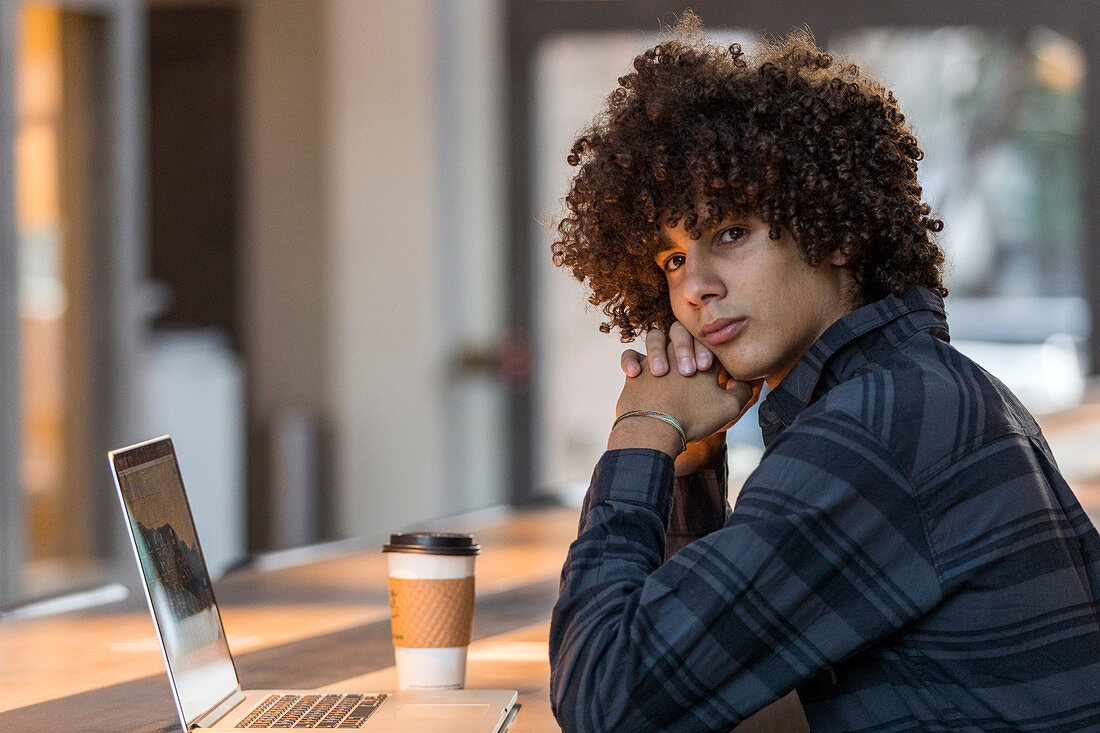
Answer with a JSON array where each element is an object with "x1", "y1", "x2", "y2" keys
[{"x1": 589, "y1": 449, "x2": 676, "y2": 522}]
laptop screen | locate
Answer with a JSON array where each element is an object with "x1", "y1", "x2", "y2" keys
[{"x1": 111, "y1": 437, "x2": 240, "y2": 726}]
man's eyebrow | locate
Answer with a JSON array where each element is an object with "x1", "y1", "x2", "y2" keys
[{"x1": 654, "y1": 230, "x2": 674, "y2": 251}]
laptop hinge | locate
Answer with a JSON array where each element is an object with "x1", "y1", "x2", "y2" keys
[{"x1": 194, "y1": 688, "x2": 247, "y2": 729}]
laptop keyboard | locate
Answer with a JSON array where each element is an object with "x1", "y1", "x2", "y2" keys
[{"x1": 234, "y1": 693, "x2": 389, "y2": 728}]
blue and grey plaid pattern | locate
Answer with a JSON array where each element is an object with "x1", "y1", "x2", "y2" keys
[{"x1": 550, "y1": 287, "x2": 1100, "y2": 732}]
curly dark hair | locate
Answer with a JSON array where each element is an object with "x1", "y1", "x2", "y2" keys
[{"x1": 551, "y1": 19, "x2": 947, "y2": 341}]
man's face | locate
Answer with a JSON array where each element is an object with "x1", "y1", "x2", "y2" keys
[{"x1": 655, "y1": 215, "x2": 856, "y2": 388}]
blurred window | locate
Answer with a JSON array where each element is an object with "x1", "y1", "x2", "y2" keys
[
  {"x1": 2, "y1": 1, "x2": 142, "y2": 610},
  {"x1": 833, "y1": 27, "x2": 1085, "y2": 300},
  {"x1": 832, "y1": 27, "x2": 1087, "y2": 413},
  {"x1": 13, "y1": 3, "x2": 102, "y2": 601}
]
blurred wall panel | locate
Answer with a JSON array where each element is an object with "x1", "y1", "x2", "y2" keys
[
  {"x1": 240, "y1": 0, "x2": 328, "y2": 549},
  {"x1": 319, "y1": 0, "x2": 509, "y2": 540},
  {"x1": 0, "y1": 0, "x2": 22, "y2": 604},
  {"x1": 238, "y1": 0, "x2": 508, "y2": 548},
  {"x1": 324, "y1": 0, "x2": 447, "y2": 539},
  {"x1": 435, "y1": 0, "x2": 508, "y2": 518}
]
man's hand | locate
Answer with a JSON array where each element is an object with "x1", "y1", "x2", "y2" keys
[
  {"x1": 617, "y1": 323, "x2": 760, "y2": 472},
  {"x1": 620, "y1": 322, "x2": 713, "y2": 377},
  {"x1": 610, "y1": 339, "x2": 760, "y2": 460}
]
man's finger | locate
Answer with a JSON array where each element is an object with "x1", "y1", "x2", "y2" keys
[
  {"x1": 668, "y1": 322, "x2": 697, "y2": 375},
  {"x1": 724, "y1": 379, "x2": 755, "y2": 406},
  {"x1": 726, "y1": 378, "x2": 765, "y2": 422},
  {"x1": 645, "y1": 329, "x2": 670, "y2": 375},
  {"x1": 695, "y1": 343, "x2": 713, "y2": 370},
  {"x1": 620, "y1": 348, "x2": 645, "y2": 377}
]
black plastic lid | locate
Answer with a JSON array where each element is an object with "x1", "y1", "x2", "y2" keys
[{"x1": 382, "y1": 532, "x2": 481, "y2": 556}]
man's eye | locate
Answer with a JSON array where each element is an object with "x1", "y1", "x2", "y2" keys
[
  {"x1": 718, "y1": 227, "x2": 746, "y2": 244},
  {"x1": 663, "y1": 254, "x2": 686, "y2": 272}
]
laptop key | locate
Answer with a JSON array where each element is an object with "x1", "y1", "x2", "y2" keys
[
  {"x1": 336, "y1": 701, "x2": 385, "y2": 728},
  {"x1": 236, "y1": 695, "x2": 282, "y2": 727},
  {"x1": 238, "y1": 695, "x2": 300, "y2": 728},
  {"x1": 271, "y1": 694, "x2": 322, "y2": 727}
]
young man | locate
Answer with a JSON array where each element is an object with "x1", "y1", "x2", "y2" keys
[{"x1": 548, "y1": 21, "x2": 1100, "y2": 733}]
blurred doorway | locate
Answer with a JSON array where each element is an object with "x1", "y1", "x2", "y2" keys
[{"x1": 145, "y1": 3, "x2": 245, "y2": 576}]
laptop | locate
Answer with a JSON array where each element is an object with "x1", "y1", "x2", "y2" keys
[{"x1": 109, "y1": 435, "x2": 518, "y2": 732}]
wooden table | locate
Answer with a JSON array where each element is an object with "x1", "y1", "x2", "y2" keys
[
  {"x1": 6, "y1": 392, "x2": 1100, "y2": 731},
  {"x1": 0, "y1": 508, "x2": 577, "y2": 732}
]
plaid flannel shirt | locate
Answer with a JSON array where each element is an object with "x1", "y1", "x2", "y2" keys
[{"x1": 550, "y1": 286, "x2": 1100, "y2": 732}]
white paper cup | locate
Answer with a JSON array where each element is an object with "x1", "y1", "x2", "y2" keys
[{"x1": 383, "y1": 533, "x2": 480, "y2": 690}]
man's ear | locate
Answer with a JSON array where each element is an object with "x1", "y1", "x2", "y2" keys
[{"x1": 828, "y1": 248, "x2": 848, "y2": 267}]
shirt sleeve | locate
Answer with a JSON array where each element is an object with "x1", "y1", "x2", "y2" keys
[
  {"x1": 549, "y1": 411, "x2": 944, "y2": 732},
  {"x1": 665, "y1": 450, "x2": 730, "y2": 560}
]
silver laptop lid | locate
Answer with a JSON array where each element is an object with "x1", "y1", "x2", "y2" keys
[{"x1": 110, "y1": 436, "x2": 242, "y2": 729}]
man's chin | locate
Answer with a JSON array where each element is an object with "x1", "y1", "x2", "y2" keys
[{"x1": 714, "y1": 359, "x2": 763, "y2": 384}]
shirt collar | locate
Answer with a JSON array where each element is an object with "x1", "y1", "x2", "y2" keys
[{"x1": 758, "y1": 285, "x2": 948, "y2": 447}]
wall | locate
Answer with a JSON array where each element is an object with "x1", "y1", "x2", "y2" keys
[
  {"x1": 240, "y1": 0, "x2": 507, "y2": 544},
  {"x1": 435, "y1": 0, "x2": 508, "y2": 516},
  {"x1": 241, "y1": 0, "x2": 327, "y2": 432},
  {"x1": 240, "y1": 0, "x2": 329, "y2": 546},
  {"x1": 324, "y1": 0, "x2": 446, "y2": 536},
  {"x1": 324, "y1": 0, "x2": 507, "y2": 539}
]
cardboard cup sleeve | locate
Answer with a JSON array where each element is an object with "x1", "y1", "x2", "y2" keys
[{"x1": 388, "y1": 576, "x2": 475, "y2": 648}]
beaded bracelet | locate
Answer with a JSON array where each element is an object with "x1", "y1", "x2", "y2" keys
[{"x1": 612, "y1": 410, "x2": 688, "y2": 452}]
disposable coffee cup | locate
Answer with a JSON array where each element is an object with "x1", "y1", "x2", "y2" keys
[{"x1": 382, "y1": 532, "x2": 481, "y2": 690}]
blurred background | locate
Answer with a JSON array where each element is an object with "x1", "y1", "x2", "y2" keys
[{"x1": 1, "y1": 0, "x2": 1098, "y2": 612}]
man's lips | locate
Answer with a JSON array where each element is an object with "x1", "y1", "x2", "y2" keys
[{"x1": 699, "y1": 317, "x2": 746, "y2": 346}]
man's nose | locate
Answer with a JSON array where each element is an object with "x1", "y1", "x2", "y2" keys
[{"x1": 680, "y1": 255, "x2": 726, "y2": 307}]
